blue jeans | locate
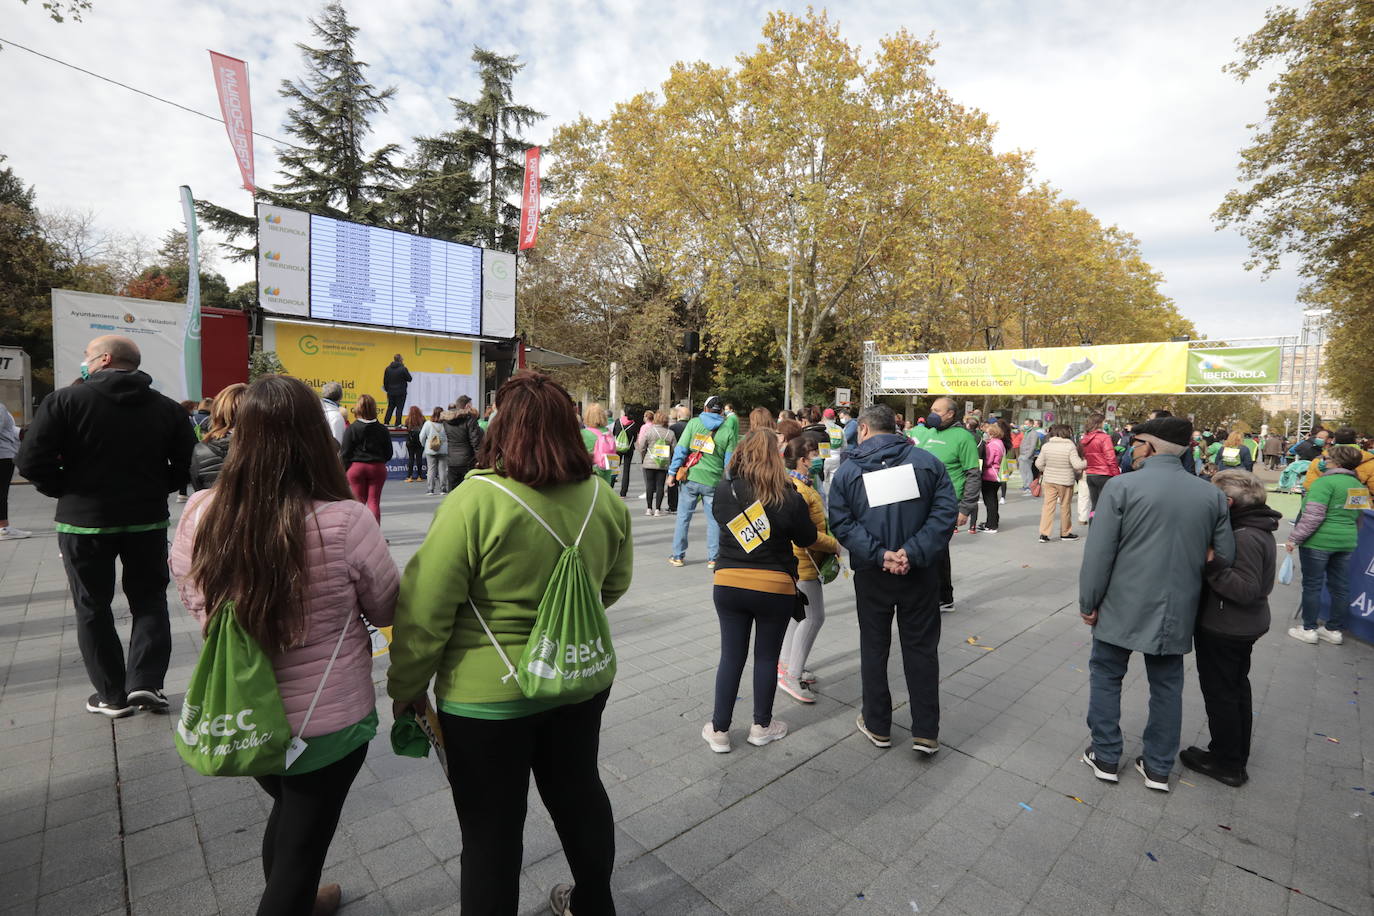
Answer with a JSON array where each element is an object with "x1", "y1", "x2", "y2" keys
[
  {"x1": 671, "y1": 479, "x2": 719, "y2": 562},
  {"x1": 1086, "y1": 637, "x2": 1184, "y2": 777},
  {"x1": 1298, "y1": 547, "x2": 1352, "y2": 631}
]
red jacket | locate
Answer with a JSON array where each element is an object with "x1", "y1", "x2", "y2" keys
[{"x1": 1081, "y1": 430, "x2": 1120, "y2": 477}]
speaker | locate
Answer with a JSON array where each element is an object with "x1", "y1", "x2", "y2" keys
[{"x1": 682, "y1": 331, "x2": 700, "y2": 354}]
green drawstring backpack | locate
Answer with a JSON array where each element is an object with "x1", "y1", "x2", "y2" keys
[{"x1": 467, "y1": 476, "x2": 617, "y2": 702}]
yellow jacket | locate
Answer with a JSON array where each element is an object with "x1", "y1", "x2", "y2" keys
[
  {"x1": 790, "y1": 475, "x2": 839, "y2": 580},
  {"x1": 1302, "y1": 448, "x2": 1374, "y2": 495}
]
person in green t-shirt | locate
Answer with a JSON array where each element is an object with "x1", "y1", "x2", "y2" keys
[
  {"x1": 1286, "y1": 445, "x2": 1366, "y2": 645},
  {"x1": 665, "y1": 396, "x2": 739, "y2": 567},
  {"x1": 907, "y1": 397, "x2": 982, "y2": 612}
]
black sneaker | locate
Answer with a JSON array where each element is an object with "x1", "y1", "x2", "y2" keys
[
  {"x1": 1081, "y1": 747, "x2": 1119, "y2": 783},
  {"x1": 1178, "y1": 746, "x2": 1247, "y2": 788},
  {"x1": 128, "y1": 688, "x2": 169, "y2": 712},
  {"x1": 1134, "y1": 757, "x2": 1170, "y2": 792},
  {"x1": 85, "y1": 694, "x2": 134, "y2": 718},
  {"x1": 1061, "y1": 533, "x2": 1080, "y2": 541},
  {"x1": 1038, "y1": 535, "x2": 1051, "y2": 544}
]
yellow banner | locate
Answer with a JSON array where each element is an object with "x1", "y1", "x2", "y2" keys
[
  {"x1": 928, "y1": 342, "x2": 1187, "y2": 396},
  {"x1": 266, "y1": 320, "x2": 476, "y2": 408}
]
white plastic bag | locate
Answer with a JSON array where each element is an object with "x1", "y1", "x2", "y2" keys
[{"x1": 1279, "y1": 553, "x2": 1294, "y2": 586}]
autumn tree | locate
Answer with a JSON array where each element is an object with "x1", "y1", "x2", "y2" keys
[
  {"x1": 1216, "y1": 0, "x2": 1374, "y2": 428},
  {"x1": 545, "y1": 11, "x2": 1190, "y2": 409}
]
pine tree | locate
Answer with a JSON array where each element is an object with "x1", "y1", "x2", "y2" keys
[
  {"x1": 198, "y1": 1, "x2": 401, "y2": 259},
  {"x1": 445, "y1": 48, "x2": 544, "y2": 251},
  {"x1": 276, "y1": 1, "x2": 401, "y2": 220}
]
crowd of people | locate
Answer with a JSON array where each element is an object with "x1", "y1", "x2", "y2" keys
[{"x1": 4, "y1": 331, "x2": 1373, "y2": 915}]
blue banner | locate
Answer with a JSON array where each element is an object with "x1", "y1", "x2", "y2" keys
[{"x1": 1322, "y1": 510, "x2": 1374, "y2": 644}]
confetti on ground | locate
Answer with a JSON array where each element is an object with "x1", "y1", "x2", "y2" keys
[
  {"x1": 1218, "y1": 825, "x2": 1232, "y2": 831},
  {"x1": 967, "y1": 636, "x2": 978, "y2": 645},
  {"x1": 1018, "y1": 802, "x2": 1034, "y2": 812},
  {"x1": 1179, "y1": 779, "x2": 1197, "y2": 787},
  {"x1": 1350, "y1": 812, "x2": 1363, "y2": 819},
  {"x1": 910, "y1": 902, "x2": 920, "y2": 913},
  {"x1": 855, "y1": 893, "x2": 866, "y2": 900},
  {"x1": 1066, "y1": 795, "x2": 1086, "y2": 804},
  {"x1": 1314, "y1": 732, "x2": 1327, "y2": 737},
  {"x1": 1353, "y1": 787, "x2": 1366, "y2": 791},
  {"x1": 1326, "y1": 737, "x2": 1340, "y2": 744},
  {"x1": 1146, "y1": 852, "x2": 1159, "y2": 862}
]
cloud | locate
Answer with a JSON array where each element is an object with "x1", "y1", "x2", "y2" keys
[{"x1": 0, "y1": 0, "x2": 1300, "y2": 339}]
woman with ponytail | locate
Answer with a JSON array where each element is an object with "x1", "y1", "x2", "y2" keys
[{"x1": 702, "y1": 430, "x2": 823, "y2": 753}]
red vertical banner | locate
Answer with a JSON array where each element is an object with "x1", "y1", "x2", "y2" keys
[
  {"x1": 209, "y1": 51, "x2": 255, "y2": 192},
  {"x1": 518, "y1": 147, "x2": 541, "y2": 250}
]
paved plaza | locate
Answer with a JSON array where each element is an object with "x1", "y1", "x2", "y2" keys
[{"x1": 0, "y1": 477, "x2": 1369, "y2": 916}]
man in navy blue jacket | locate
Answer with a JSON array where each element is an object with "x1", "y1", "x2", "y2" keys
[{"x1": 829, "y1": 404, "x2": 958, "y2": 754}]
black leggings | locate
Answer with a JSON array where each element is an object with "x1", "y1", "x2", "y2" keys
[
  {"x1": 643, "y1": 468, "x2": 667, "y2": 509},
  {"x1": 406, "y1": 443, "x2": 423, "y2": 479},
  {"x1": 1086, "y1": 474, "x2": 1112, "y2": 515},
  {"x1": 616, "y1": 451, "x2": 633, "y2": 496},
  {"x1": 711, "y1": 585, "x2": 793, "y2": 732},
  {"x1": 0, "y1": 457, "x2": 12, "y2": 521},
  {"x1": 439, "y1": 690, "x2": 616, "y2": 916},
  {"x1": 979, "y1": 479, "x2": 1001, "y2": 529},
  {"x1": 253, "y1": 742, "x2": 368, "y2": 916}
]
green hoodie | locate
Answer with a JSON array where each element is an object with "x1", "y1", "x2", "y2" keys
[{"x1": 387, "y1": 469, "x2": 634, "y2": 707}]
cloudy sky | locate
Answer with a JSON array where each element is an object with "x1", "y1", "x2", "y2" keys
[{"x1": 1, "y1": 0, "x2": 1302, "y2": 339}]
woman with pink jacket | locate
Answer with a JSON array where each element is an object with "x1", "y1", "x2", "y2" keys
[{"x1": 170, "y1": 376, "x2": 399, "y2": 916}]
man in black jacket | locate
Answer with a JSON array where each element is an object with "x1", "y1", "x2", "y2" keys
[
  {"x1": 828, "y1": 404, "x2": 958, "y2": 755},
  {"x1": 1182, "y1": 469, "x2": 1280, "y2": 788},
  {"x1": 382, "y1": 354, "x2": 412, "y2": 426},
  {"x1": 667, "y1": 405, "x2": 690, "y2": 513},
  {"x1": 17, "y1": 336, "x2": 195, "y2": 717}
]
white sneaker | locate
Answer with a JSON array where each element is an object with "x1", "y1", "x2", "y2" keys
[
  {"x1": 1316, "y1": 626, "x2": 1344, "y2": 645},
  {"x1": 998, "y1": 496, "x2": 1005, "y2": 504},
  {"x1": 1287, "y1": 626, "x2": 1319, "y2": 645},
  {"x1": 0, "y1": 526, "x2": 32, "y2": 540},
  {"x1": 702, "y1": 722, "x2": 731, "y2": 753},
  {"x1": 748, "y1": 719, "x2": 788, "y2": 746},
  {"x1": 939, "y1": 602, "x2": 955, "y2": 614},
  {"x1": 777, "y1": 676, "x2": 816, "y2": 704},
  {"x1": 645, "y1": 508, "x2": 654, "y2": 517}
]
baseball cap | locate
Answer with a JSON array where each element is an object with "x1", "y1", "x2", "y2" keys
[{"x1": 703, "y1": 396, "x2": 725, "y2": 413}]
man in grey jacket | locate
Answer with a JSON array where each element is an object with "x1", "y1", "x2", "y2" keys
[{"x1": 1078, "y1": 416, "x2": 1235, "y2": 792}]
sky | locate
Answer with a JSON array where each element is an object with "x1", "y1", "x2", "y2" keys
[{"x1": 0, "y1": 0, "x2": 1304, "y2": 341}]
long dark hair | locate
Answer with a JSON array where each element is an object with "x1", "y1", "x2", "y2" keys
[
  {"x1": 189, "y1": 375, "x2": 354, "y2": 653},
  {"x1": 477, "y1": 371, "x2": 592, "y2": 487},
  {"x1": 729, "y1": 429, "x2": 791, "y2": 508},
  {"x1": 404, "y1": 406, "x2": 425, "y2": 430}
]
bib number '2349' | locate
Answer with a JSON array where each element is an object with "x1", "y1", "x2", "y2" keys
[{"x1": 727, "y1": 499, "x2": 771, "y2": 552}]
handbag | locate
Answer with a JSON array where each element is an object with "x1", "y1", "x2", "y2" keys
[
  {"x1": 1030, "y1": 477, "x2": 1042, "y2": 498},
  {"x1": 675, "y1": 448, "x2": 703, "y2": 482},
  {"x1": 805, "y1": 548, "x2": 840, "y2": 585}
]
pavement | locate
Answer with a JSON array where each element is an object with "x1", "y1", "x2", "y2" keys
[{"x1": 1, "y1": 475, "x2": 1370, "y2": 916}]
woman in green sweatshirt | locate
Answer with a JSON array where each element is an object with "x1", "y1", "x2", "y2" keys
[
  {"x1": 388, "y1": 371, "x2": 633, "y2": 916},
  {"x1": 1287, "y1": 445, "x2": 1365, "y2": 646}
]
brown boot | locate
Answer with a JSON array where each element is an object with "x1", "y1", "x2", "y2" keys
[{"x1": 312, "y1": 884, "x2": 342, "y2": 916}]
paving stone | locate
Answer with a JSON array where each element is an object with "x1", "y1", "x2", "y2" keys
[{"x1": 3, "y1": 485, "x2": 1371, "y2": 915}]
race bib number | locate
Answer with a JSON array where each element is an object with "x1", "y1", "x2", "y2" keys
[
  {"x1": 690, "y1": 432, "x2": 715, "y2": 454},
  {"x1": 604, "y1": 454, "x2": 621, "y2": 472},
  {"x1": 1344, "y1": 488, "x2": 1371, "y2": 511},
  {"x1": 652, "y1": 441, "x2": 672, "y2": 460},
  {"x1": 726, "y1": 499, "x2": 771, "y2": 552},
  {"x1": 829, "y1": 431, "x2": 843, "y2": 448},
  {"x1": 862, "y1": 465, "x2": 921, "y2": 507},
  {"x1": 818, "y1": 443, "x2": 833, "y2": 459}
]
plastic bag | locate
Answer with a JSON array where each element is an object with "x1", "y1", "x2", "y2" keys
[{"x1": 1279, "y1": 553, "x2": 1294, "y2": 586}]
